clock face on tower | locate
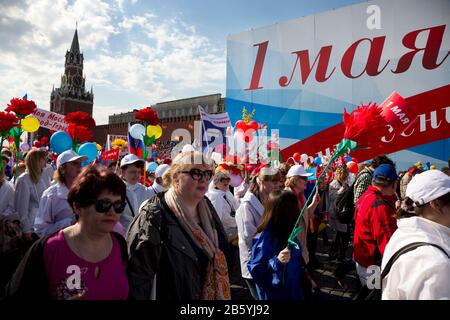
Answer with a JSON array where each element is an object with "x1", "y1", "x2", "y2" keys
[{"x1": 73, "y1": 75, "x2": 82, "y2": 87}]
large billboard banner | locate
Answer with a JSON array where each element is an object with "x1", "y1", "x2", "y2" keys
[{"x1": 226, "y1": 0, "x2": 450, "y2": 169}]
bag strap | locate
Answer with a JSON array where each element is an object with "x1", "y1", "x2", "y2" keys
[
  {"x1": 126, "y1": 195, "x2": 135, "y2": 218},
  {"x1": 381, "y1": 242, "x2": 450, "y2": 281}
]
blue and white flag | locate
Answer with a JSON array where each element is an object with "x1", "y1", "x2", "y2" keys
[{"x1": 198, "y1": 105, "x2": 231, "y2": 154}]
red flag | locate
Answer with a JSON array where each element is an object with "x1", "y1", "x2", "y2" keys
[{"x1": 102, "y1": 149, "x2": 119, "y2": 161}]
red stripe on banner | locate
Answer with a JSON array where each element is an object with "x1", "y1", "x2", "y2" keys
[{"x1": 280, "y1": 84, "x2": 450, "y2": 161}]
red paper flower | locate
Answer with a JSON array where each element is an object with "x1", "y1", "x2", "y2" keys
[
  {"x1": 343, "y1": 103, "x2": 387, "y2": 148},
  {"x1": 66, "y1": 124, "x2": 93, "y2": 143},
  {"x1": 6, "y1": 98, "x2": 37, "y2": 117},
  {"x1": 135, "y1": 107, "x2": 159, "y2": 125},
  {"x1": 64, "y1": 111, "x2": 96, "y2": 128},
  {"x1": 40, "y1": 136, "x2": 49, "y2": 146},
  {"x1": 0, "y1": 111, "x2": 20, "y2": 133}
]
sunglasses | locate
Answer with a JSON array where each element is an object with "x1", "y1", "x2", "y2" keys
[
  {"x1": 220, "y1": 177, "x2": 231, "y2": 183},
  {"x1": 94, "y1": 199, "x2": 126, "y2": 214},
  {"x1": 181, "y1": 168, "x2": 213, "y2": 181}
]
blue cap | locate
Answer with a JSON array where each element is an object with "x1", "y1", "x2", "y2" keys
[{"x1": 373, "y1": 164, "x2": 398, "y2": 182}]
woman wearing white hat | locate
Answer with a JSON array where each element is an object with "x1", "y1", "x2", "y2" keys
[
  {"x1": 381, "y1": 170, "x2": 450, "y2": 300},
  {"x1": 34, "y1": 150, "x2": 87, "y2": 238},
  {"x1": 284, "y1": 164, "x2": 320, "y2": 265}
]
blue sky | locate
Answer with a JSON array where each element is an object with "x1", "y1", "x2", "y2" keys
[{"x1": 0, "y1": 0, "x2": 366, "y2": 124}]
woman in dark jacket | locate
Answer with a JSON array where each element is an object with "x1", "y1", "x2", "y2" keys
[{"x1": 126, "y1": 151, "x2": 230, "y2": 300}]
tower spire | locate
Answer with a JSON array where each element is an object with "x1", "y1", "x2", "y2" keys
[{"x1": 70, "y1": 25, "x2": 80, "y2": 54}]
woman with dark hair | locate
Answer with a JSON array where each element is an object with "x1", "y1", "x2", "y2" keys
[
  {"x1": 382, "y1": 170, "x2": 450, "y2": 300},
  {"x1": 247, "y1": 190, "x2": 306, "y2": 300},
  {"x1": 5, "y1": 165, "x2": 129, "y2": 300}
]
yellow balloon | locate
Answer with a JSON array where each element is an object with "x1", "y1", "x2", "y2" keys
[
  {"x1": 21, "y1": 116, "x2": 40, "y2": 133},
  {"x1": 146, "y1": 125, "x2": 162, "y2": 139},
  {"x1": 96, "y1": 143, "x2": 102, "y2": 151}
]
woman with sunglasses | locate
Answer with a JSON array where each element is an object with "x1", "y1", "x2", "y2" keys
[
  {"x1": 206, "y1": 170, "x2": 239, "y2": 242},
  {"x1": 127, "y1": 151, "x2": 230, "y2": 300},
  {"x1": 235, "y1": 164, "x2": 281, "y2": 300},
  {"x1": 5, "y1": 165, "x2": 129, "y2": 300}
]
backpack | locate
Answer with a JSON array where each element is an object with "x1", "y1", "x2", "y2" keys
[
  {"x1": 365, "y1": 242, "x2": 450, "y2": 300},
  {"x1": 335, "y1": 170, "x2": 371, "y2": 224}
]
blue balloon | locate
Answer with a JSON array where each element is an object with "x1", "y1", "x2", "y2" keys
[
  {"x1": 146, "y1": 161, "x2": 158, "y2": 173},
  {"x1": 78, "y1": 142, "x2": 98, "y2": 163},
  {"x1": 314, "y1": 156, "x2": 322, "y2": 166},
  {"x1": 50, "y1": 131, "x2": 73, "y2": 154}
]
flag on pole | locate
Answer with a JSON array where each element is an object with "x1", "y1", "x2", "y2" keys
[
  {"x1": 127, "y1": 123, "x2": 144, "y2": 158},
  {"x1": 198, "y1": 105, "x2": 231, "y2": 153}
]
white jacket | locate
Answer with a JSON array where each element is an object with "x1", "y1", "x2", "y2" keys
[
  {"x1": 382, "y1": 217, "x2": 450, "y2": 300},
  {"x1": 206, "y1": 188, "x2": 238, "y2": 231},
  {"x1": 34, "y1": 183, "x2": 74, "y2": 238},
  {"x1": 125, "y1": 181, "x2": 154, "y2": 209},
  {"x1": 0, "y1": 181, "x2": 15, "y2": 218},
  {"x1": 14, "y1": 172, "x2": 50, "y2": 233},
  {"x1": 120, "y1": 187, "x2": 139, "y2": 232},
  {"x1": 235, "y1": 191, "x2": 264, "y2": 279}
]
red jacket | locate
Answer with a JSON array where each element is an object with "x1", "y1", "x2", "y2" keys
[{"x1": 353, "y1": 186, "x2": 397, "y2": 268}]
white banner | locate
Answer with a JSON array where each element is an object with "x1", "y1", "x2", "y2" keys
[{"x1": 32, "y1": 108, "x2": 68, "y2": 131}]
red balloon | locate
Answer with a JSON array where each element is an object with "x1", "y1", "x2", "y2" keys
[
  {"x1": 247, "y1": 120, "x2": 259, "y2": 131},
  {"x1": 33, "y1": 141, "x2": 41, "y2": 148},
  {"x1": 235, "y1": 120, "x2": 246, "y2": 131},
  {"x1": 293, "y1": 152, "x2": 301, "y2": 162}
]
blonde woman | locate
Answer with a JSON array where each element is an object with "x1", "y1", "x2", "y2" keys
[
  {"x1": 235, "y1": 165, "x2": 281, "y2": 299},
  {"x1": 14, "y1": 148, "x2": 50, "y2": 245},
  {"x1": 127, "y1": 151, "x2": 230, "y2": 300}
]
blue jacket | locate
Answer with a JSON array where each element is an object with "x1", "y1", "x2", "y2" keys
[{"x1": 248, "y1": 225, "x2": 305, "y2": 300}]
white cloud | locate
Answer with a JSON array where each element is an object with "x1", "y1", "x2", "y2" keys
[{"x1": 0, "y1": 0, "x2": 226, "y2": 126}]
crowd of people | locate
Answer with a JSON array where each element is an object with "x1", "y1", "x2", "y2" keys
[{"x1": 0, "y1": 145, "x2": 449, "y2": 300}]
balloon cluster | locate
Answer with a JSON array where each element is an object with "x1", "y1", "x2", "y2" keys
[
  {"x1": 130, "y1": 107, "x2": 162, "y2": 160},
  {"x1": 0, "y1": 97, "x2": 38, "y2": 172},
  {"x1": 49, "y1": 111, "x2": 98, "y2": 166}
]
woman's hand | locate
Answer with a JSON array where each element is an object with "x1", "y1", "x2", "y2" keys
[{"x1": 277, "y1": 247, "x2": 291, "y2": 265}]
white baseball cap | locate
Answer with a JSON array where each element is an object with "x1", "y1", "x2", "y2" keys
[
  {"x1": 56, "y1": 150, "x2": 87, "y2": 169},
  {"x1": 406, "y1": 170, "x2": 450, "y2": 206},
  {"x1": 286, "y1": 164, "x2": 313, "y2": 178},
  {"x1": 155, "y1": 164, "x2": 170, "y2": 178},
  {"x1": 120, "y1": 154, "x2": 144, "y2": 168}
]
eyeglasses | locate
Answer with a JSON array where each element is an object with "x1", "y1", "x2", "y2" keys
[
  {"x1": 94, "y1": 199, "x2": 126, "y2": 214},
  {"x1": 180, "y1": 169, "x2": 213, "y2": 181},
  {"x1": 220, "y1": 178, "x2": 231, "y2": 183}
]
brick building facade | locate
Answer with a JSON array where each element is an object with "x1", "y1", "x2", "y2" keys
[{"x1": 92, "y1": 94, "x2": 226, "y2": 147}]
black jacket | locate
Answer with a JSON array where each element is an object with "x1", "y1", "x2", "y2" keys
[
  {"x1": 126, "y1": 192, "x2": 229, "y2": 300},
  {"x1": 2, "y1": 231, "x2": 128, "y2": 300}
]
